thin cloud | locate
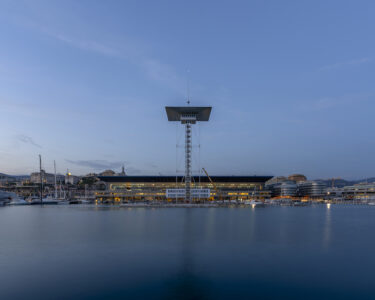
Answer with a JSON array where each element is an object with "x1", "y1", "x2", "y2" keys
[
  {"x1": 11, "y1": 13, "x2": 183, "y2": 91},
  {"x1": 65, "y1": 159, "x2": 144, "y2": 174},
  {"x1": 141, "y1": 59, "x2": 184, "y2": 90},
  {"x1": 310, "y1": 97, "x2": 338, "y2": 110},
  {"x1": 65, "y1": 159, "x2": 124, "y2": 170},
  {"x1": 319, "y1": 57, "x2": 371, "y2": 71},
  {"x1": 39, "y1": 27, "x2": 184, "y2": 91},
  {"x1": 50, "y1": 32, "x2": 121, "y2": 57},
  {"x1": 15, "y1": 134, "x2": 42, "y2": 148}
]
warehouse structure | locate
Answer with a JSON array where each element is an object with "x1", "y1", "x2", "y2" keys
[{"x1": 95, "y1": 175, "x2": 272, "y2": 203}]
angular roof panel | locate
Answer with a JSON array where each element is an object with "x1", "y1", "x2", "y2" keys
[{"x1": 165, "y1": 106, "x2": 212, "y2": 121}]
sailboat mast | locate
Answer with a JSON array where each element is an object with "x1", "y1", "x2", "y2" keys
[
  {"x1": 39, "y1": 154, "x2": 43, "y2": 204},
  {"x1": 54, "y1": 160, "x2": 57, "y2": 199}
]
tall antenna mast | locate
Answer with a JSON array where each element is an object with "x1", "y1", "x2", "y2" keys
[
  {"x1": 166, "y1": 70, "x2": 212, "y2": 203},
  {"x1": 187, "y1": 69, "x2": 190, "y2": 105}
]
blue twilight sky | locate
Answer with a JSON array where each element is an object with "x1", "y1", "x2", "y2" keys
[{"x1": 0, "y1": 0, "x2": 374, "y2": 179}]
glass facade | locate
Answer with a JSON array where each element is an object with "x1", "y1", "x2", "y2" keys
[{"x1": 95, "y1": 176, "x2": 272, "y2": 203}]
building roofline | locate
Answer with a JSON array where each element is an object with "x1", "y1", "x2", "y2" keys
[{"x1": 98, "y1": 175, "x2": 273, "y2": 183}]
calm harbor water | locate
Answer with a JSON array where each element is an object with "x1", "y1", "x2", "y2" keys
[{"x1": 0, "y1": 205, "x2": 374, "y2": 299}]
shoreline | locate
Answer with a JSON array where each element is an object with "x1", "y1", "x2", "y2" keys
[{"x1": 4, "y1": 202, "x2": 374, "y2": 208}]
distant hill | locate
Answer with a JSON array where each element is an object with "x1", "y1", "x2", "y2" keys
[
  {"x1": 318, "y1": 178, "x2": 375, "y2": 188},
  {"x1": 0, "y1": 173, "x2": 14, "y2": 178},
  {"x1": 13, "y1": 175, "x2": 30, "y2": 180},
  {"x1": 0, "y1": 173, "x2": 29, "y2": 181}
]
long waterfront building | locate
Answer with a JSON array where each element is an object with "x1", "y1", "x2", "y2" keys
[{"x1": 96, "y1": 175, "x2": 272, "y2": 203}]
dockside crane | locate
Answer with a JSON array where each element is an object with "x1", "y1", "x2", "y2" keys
[{"x1": 202, "y1": 168, "x2": 223, "y2": 202}]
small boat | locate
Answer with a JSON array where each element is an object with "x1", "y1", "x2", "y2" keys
[
  {"x1": 29, "y1": 196, "x2": 59, "y2": 205},
  {"x1": 79, "y1": 199, "x2": 91, "y2": 204},
  {"x1": 0, "y1": 190, "x2": 16, "y2": 206},
  {"x1": 70, "y1": 197, "x2": 92, "y2": 205},
  {"x1": 57, "y1": 199, "x2": 70, "y2": 205},
  {"x1": 69, "y1": 199, "x2": 81, "y2": 204},
  {"x1": 278, "y1": 197, "x2": 293, "y2": 206},
  {"x1": 368, "y1": 202, "x2": 375, "y2": 206},
  {"x1": 245, "y1": 200, "x2": 265, "y2": 207},
  {"x1": 9, "y1": 196, "x2": 29, "y2": 206}
]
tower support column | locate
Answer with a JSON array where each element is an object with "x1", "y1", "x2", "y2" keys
[
  {"x1": 185, "y1": 122, "x2": 192, "y2": 203},
  {"x1": 165, "y1": 106, "x2": 212, "y2": 204}
]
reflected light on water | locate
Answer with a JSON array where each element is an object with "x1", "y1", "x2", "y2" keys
[{"x1": 323, "y1": 203, "x2": 332, "y2": 247}]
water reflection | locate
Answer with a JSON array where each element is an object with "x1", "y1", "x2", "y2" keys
[
  {"x1": 249, "y1": 206, "x2": 256, "y2": 241},
  {"x1": 1, "y1": 206, "x2": 374, "y2": 299},
  {"x1": 323, "y1": 204, "x2": 332, "y2": 248},
  {"x1": 162, "y1": 209, "x2": 211, "y2": 299}
]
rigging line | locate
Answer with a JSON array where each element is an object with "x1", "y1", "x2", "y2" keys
[
  {"x1": 176, "y1": 122, "x2": 178, "y2": 201},
  {"x1": 199, "y1": 121, "x2": 201, "y2": 201},
  {"x1": 176, "y1": 121, "x2": 178, "y2": 188},
  {"x1": 199, "y1": 121, "x2": 201, "y2": 187},
  {"x1": 191, "y1": 125, "x2": 201, "y2": 168},
  {"x1": 176, "y1": 126, "x2": 185, "y2": 176}
]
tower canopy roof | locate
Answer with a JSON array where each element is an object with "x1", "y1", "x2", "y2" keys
[{"x1": 165, "y1": 106, "x2": 212, "y2": 121}]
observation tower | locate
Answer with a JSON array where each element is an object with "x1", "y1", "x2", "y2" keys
[{"x1": 165, "y1": 105, "x2": 212, "y2": 202}]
